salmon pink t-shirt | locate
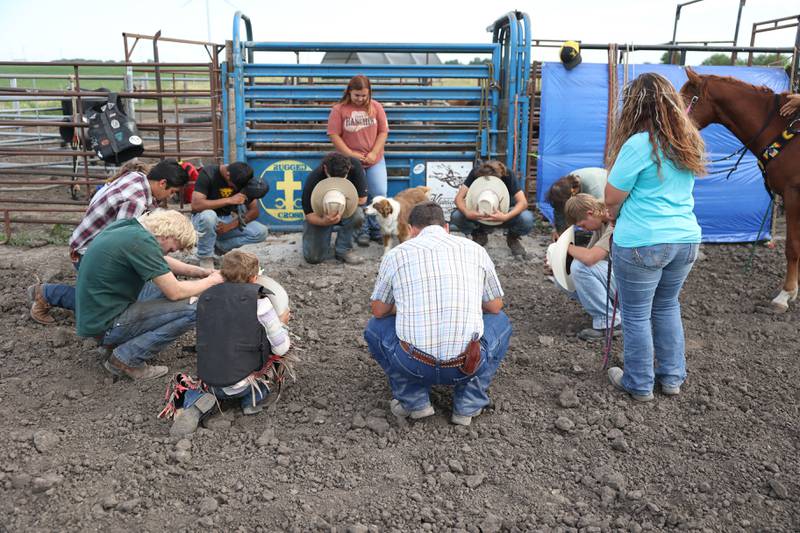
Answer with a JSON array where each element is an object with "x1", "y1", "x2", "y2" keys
[{"x1": 327, "y1": 100, "x2": 389, "y2": 167}]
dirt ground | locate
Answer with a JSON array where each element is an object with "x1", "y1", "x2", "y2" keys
[{"x1": 0, "y1": 220, "x2": 798, "y2": 532}]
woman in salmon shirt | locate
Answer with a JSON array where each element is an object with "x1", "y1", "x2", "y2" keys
[{"x1": 327, "y1": 75, "x2": 389, "y2": 246}]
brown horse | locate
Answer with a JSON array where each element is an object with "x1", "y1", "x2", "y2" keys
[{"x1": 679, "y1": 68, "x2": 800, "y2": 312}]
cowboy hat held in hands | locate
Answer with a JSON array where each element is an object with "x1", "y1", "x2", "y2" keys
[{"x1": 464, "y1": 175, "x2": 511, "y2": 226}]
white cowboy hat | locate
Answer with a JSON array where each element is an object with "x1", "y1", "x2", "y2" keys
[
  {"x1": 546, "y1": 225, "x2": 575, "y2": 291},
  {"x1": 255, "y1": 275, "x2": 290, "y2": 316},
  {"x1": 465, "y1": 175, "x2": 510, "y2": 226},
  {"x1": 310, "y1": 177, "x2": 359, "y2": 218}
]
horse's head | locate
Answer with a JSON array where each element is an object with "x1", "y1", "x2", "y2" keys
[{"x1": 679, "y1": 68, "x2": 717, "y2": 129}]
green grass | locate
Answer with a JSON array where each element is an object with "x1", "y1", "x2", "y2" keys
[
  {"x1": 0, "y1": 65, "x2": 128, "y2": 91},
  {"x1": 0, "y1": 64, "x2": 212, "y2": 112},
  {"x1": 3, "y1": 223, "x2": 73, "y2": 247}
]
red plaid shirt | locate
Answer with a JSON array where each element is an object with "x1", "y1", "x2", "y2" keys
[{"x1": 69, "y1": 171, "x2": 155, "y2": 255}]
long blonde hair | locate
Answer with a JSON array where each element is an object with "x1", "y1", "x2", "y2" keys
[{"x1": 606, "y1": 72, "x2": 706, "y2": 177}]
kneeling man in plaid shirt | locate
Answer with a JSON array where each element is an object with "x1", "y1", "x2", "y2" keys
[{"x1": 365, "y1": 201, "x2": 512, "y2": 426}]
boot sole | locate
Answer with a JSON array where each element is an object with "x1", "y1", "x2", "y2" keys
[{"x1": 193, "y1": 392, "x2": 217, "y2": 414}]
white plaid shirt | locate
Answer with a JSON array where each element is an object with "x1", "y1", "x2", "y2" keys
[{"x1": 371, "y1": 225, "x2": 504, "y2": 360}]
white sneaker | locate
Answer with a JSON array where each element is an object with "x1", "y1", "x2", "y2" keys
[
  {"x1": 390, "y1": 399, "x2": 434, "y2": 419},
  {"x1": 451, "y1": 409, "x2": 483, "y2": 426},
  {"x1": 661, "y1": 383, "x2": 681, "y2": 396},
  {"x1": 607, "y1": 367, "x2": 654, "y2": 402}
]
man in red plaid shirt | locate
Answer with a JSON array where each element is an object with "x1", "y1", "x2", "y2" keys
[{"x1": 28, "y1": 160, "x2": 208, "y2": 324}]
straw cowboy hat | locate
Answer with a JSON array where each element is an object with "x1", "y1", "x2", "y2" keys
[
  {"x1": 310, "y1": 177, "x2": 359, "y2": 218},
  {"x1": 465, "y1": 175, "x2": 510, "y2": 226},
  {"x1": 546, "y1": 225, "x2": 575, "y2": 291},
  {"x1": 255, "y1": 275, "x2": 290, "y2": 316}
]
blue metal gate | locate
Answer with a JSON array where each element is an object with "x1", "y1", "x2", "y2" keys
[{"x1": 225, "y1": 11, "x2": 530, "y2": 230}]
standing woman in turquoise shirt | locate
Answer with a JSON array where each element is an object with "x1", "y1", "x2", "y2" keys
[{"x1": 603, "y1": 72, "x2": 706, "y2": 401}]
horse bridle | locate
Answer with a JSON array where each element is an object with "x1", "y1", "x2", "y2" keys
[
  {"x1": 685, "y1": 95, "x2": 699, "y2": 114},
  {"x1": 686, "y1": 90, "x2": 781, "y2": 179}
]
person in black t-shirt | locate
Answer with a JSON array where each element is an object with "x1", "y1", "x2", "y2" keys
[
  {"x1": 190, "y1": 161, "x2": 267, "y2": 269},
  {"x1": 451, "y1": 160, "x2": 535, "y2": 258},
  {"x1": 301, "y1": 153, "x2": 367, "y2": 264}
]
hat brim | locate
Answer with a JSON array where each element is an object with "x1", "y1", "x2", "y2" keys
[
  {"x1": 464, "y1": 176, "x2": 511, "y2": 226},
  {"x1": 310, "y1": 177, "x2": 359, "y2": 218},
  {"x1": 547, "y1": 225, "x2": 575, "y2": 291},
  {"x1": 255, "y1": 275, "x2": 290, "y2": 316},
  {"x1": 563, "y1": 55, "x2": 582, "y2": 71}
]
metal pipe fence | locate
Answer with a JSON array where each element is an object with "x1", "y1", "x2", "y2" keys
[{"x1": 0, "y1": 52, "x2": 223, "y2": 241}]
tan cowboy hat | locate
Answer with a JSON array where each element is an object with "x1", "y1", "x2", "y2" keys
[
  {"x1": 546, "y1": 225, "x2": 575, "y2": 291},
  {"x1": 465, "y1": 175, "x2": 510, "y2": 226},
  {"x1": 255, "y1": 275, "x2": 290, "y2": 316},
  {"x1": 310, "y1": 177, "x2": 359, "y2": 218}
]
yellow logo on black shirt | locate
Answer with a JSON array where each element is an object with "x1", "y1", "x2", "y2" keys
[{"x1": 219, "y1": 187, "x2": 234, "y2": 198}]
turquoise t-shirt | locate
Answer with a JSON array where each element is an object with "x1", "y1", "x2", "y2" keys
[{"x1": 608, "y1": 132, "x2": 701, "y2": 248}]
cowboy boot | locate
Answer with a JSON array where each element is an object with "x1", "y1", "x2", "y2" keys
[
  {"x1": 471, "y1": 230, "x2": 488, "y2": 247},
  {"x1": 27, "y1": 284, "x2": 55, "y2": 325},
  {"x1": 506, "y1": 233, "x2": 528, "y2": 258}
]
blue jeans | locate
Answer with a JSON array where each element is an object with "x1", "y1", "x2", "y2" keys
[
  {"x1": 359, "y1": 157, "x2": 387, "y2": 239},
  {"x1": 364, "y1": 312, "x2": 512, "y2": 417},
  {"x1": 612, "y1": 243, "x2": 699, "y2": 395},
  {"x1": 183, "y1": 381, "x2": 270, "y2": 414},
  {"x1": 302, "y1": 208, "x2": 364, "y2": 264},
  {"x1": 42, "y1": 256, "x2": 82, "y2": 310},
  {"x1": 43, "y1": 284, "x2": 76, "y2": 310},
  {"x1": 565, "y1": 259, "x2": 621, "y2": 330},
  {"x1": 101, "y1": 282, "x2": 197, "y2": 368},
  {"x1": 192, "y1": 210, "x2": 268, "y2": 258},
  {"x1": 450, "y1": 208, "x2": 535, "y2": 237}
]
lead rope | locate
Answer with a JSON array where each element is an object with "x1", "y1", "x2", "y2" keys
[
  {"x1": 602, "y1": 234, "x2": 618, "y2": 370},
  {"x1": 744, "y1": 194, "x2": 775, "y2": 274}
]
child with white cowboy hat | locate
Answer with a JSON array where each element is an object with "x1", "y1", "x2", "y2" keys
[
  {"x1": 548, "y1": 193, "x2": 621, "y2": 341},
  {"x1": 450, "y1": 160, "x2": 535, "y2": 258},
  {"x1": 301, "y1": 152, "x2": 367, "y2": 264}
]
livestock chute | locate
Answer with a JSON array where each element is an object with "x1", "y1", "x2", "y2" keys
[{"x1": 225, "y1": 11, "x2": 531, "y2": 230}]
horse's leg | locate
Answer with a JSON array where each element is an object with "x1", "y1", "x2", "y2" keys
[{"x1": 772, "y1": 187, "x2": 800, "y2": 311}]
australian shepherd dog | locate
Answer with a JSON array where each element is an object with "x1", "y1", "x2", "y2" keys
[{"x1": 365, "y1": 186, "x2": 431, "y2": 255}]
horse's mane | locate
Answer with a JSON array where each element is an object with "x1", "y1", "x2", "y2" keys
[{"x1": 697, "y1": 73, "x2": 784, "y2": 96}]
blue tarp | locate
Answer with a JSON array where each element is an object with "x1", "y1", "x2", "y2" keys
[{"x1": 536, "y1": 63, "x2": 790, "y2": 242}]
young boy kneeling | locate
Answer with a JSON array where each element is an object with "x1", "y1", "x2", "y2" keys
[
  {"x1": 562, "y1": 194, "x2": 621, "y2": 340},
  {"x1": 168, "y1": 250, "x2": 291, "y2": 436}
]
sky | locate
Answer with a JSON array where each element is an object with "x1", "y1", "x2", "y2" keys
[{"x1": 0, "y1": 0, "x2": 796, "y2": 65}]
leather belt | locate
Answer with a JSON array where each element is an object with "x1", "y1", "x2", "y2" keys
[{"x1": 399, "y1": 341, "x2": 466, "y2": 368}]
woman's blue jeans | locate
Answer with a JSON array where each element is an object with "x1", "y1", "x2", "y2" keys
[
  {"x1": 612, "y1": 243, "x2": 699, "y2": 395},
  {"x1": 359, "y1": 157, "x2": 387, "y2": 239},
  {"x1": 364, "y1": 312, "x2": 511, "y2": 417}
]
